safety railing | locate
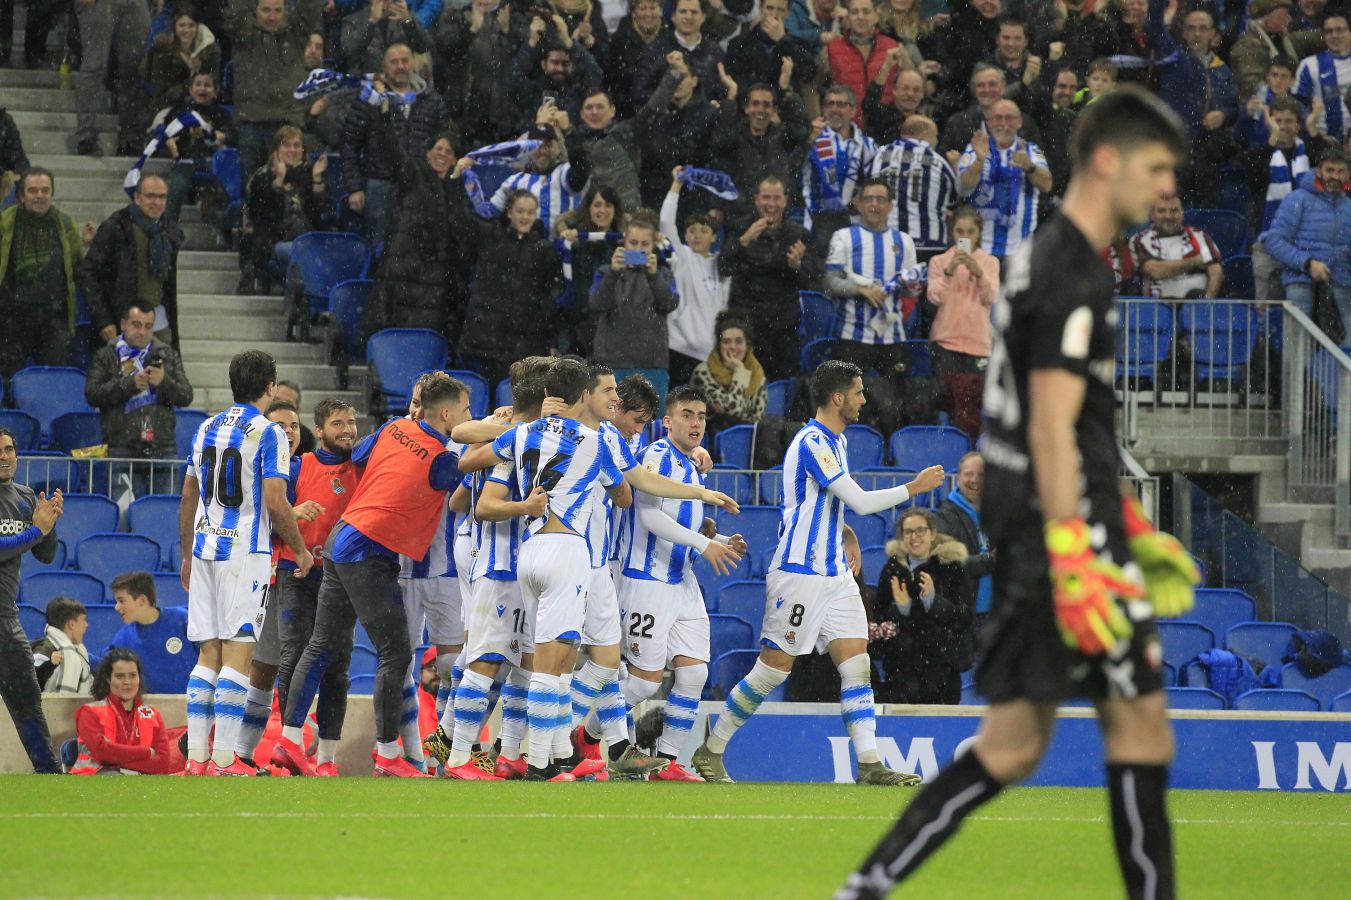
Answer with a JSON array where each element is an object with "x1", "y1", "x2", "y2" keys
[{"x1": 15, "y1": 456, "x2": 184, "y2": 500}]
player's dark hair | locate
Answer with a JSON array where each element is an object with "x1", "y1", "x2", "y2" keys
[
  {"x1": 420, "y1": 376, "x2": 467, "y2": 413},
  {"x1": 546, "y1": 357, "x2": 592, "y2": 404},
  {"x1": 1069, "y1": 86, "x2": 1187, "y2": 171},
  {"x1": 313, "y1": 398, "x2": 356, "y2": 428},
  {"x1": 616, "y1": 374, "x2": 659, "y2": 419},
  {"x1": 266, "y1": 399, "x2": 297, "y2": 417},
  {"x1": 665, "y1": 384, "x2": 708, "y2": 411},
  {"x1": 110, "y1": 571, "x2": 157, "y2": 608},
  {"x1": 587, "y1": 360, "x2": 614, "y2": 390},
  {"x1": 90, "y1": 648, "x2": 144, "y2": 701},
  {"x1": 509, "y1": 356, "x2": 552, "y2": 416},
  {"x1": 45, "y1": 596, "x2": 87, "y2": 631},
  {"x1": 810, "y1": 360, "x2": 863, "y2": 409},
  {"x1": 229, "y1": 350, "x2": 278, "y2": 405}
]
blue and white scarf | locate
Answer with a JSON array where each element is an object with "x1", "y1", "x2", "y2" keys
[
  {"x1": 882, "y1": 263, "x2": 927, "y2": 295},
  {"x1": 809, "y1": 127, "x2": 850, "y2": 214},
  {"x1": 558, "y1": 230, "x2": 623, "y2": 302},
  {"x1": 461, "y1": 170, "x2": 500, "y2": 219},
  {"x1": 293, "y1": 68, "x2": 417, "y2": 109},
  {"x1": 116, "y1": 337, "x2": 157, "y2": 415},
  {"x1": 676, "y1": 167, "x2": 739, "y2": 200},
  {"x1": 468, "y1": 140, "x2": 542, "y2": 167},
  {"x1": 123, "y1": 110, "x2": 211, "y2": 196},
  {"x1": 1263, "y1": 139, "x2": 1309, "y2": 230}
]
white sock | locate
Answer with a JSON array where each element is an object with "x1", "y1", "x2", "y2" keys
[
  {"x1": 595, "y1": 671, "x2": 629, "y2": 746},
  {"x1": 526, "y1": 673, "x2": 560, "y2": 769},
  {"x1": 281, "y1": 724, "x2": 304, "y2": 745},
  {"x1": 449, "y1": 670, "x2": 494, "y2": 767},
  {"x1": 838, "y1": 653, "x2": 880, "y2": 764},
  {"x1": 376, "y1": 739, "x2": 400, "y2": 759},
  {"x1": 706, "y1": 661, "x2": 788, "y2": 754},
  {"x1": 235, "y1": 686, "x2": 272, "y2": 760},
  {"x1": 185, "y1": 665, "x2": 217, "y2": 763},
  {"x1": 210, "y1": 666, "x2": 249, "y2": 767},
  {"x1": 317, "y1": 738, "x2": 339, "y2": 765},
  {"x1": 398, "y1": 675, "x2": 424, "y2": 762},
  {"x1": 498, "y1": 668, "x2": 530, "y2": 759},
  {"x1": 571, "y1": 660, "x2": 612, "y2": 726},
  {"x1": 435, "y1": 651, "x2": 458, "y2": 719},
  {"x1": 657, "y1": 664, "x2": 707, "y2": 758},
  {"x1": 552, "y1": 674, "x2": 574, "y2": 758}
]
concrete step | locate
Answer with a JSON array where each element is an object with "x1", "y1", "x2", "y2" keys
[
  {"x1": 176, "y1": 269, "x2": 240, "y2": 293},
  {"x1": 176, "y1": 292, "x2": 281, "y2": 315},
  {"x1": 180, "y1": 339, "x2": 328, "y2": 364},
  {"x1": 196, "y1": 385, "x2": 366, "y2": 414},
  {"x1": 184, "y1": 362, "x2": 368, "y2": 395},
  {"x1": 178, "y1": 251, "x2": 238, "y2": 271},
  {"x1": 178, "y1": 313, "x2": 289, "y2": 343},
  {"x1": 0, "y1": 66, "x2": 62, "y2": 90},
  {"x1": 9, "y1": 90, "x2": 85, "y2": 115},
  {"x1": 42, "y1": 175, "x2": 135, "y2": 203},
  {"x1": 30, "y1": 153, "x2": 152, "y2": 176},
  {"x1": 22, "y1": 130, "x2": 117, "y2": 156}
]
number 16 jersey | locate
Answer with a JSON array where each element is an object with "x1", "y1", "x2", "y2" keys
[{"x1": 189, "y1": 404, "x2": 290, "y2": 561}]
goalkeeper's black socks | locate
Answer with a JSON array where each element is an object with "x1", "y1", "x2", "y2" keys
[
  {"x1": 607, "y1": 738, "x2": 631, "y2": 762},
  {"x1": 836, "y1": 750, "x2": 1004, "y2": 899},
  {"x1": 1107, "y1": 764, "x2": 1175, "y2": 900}
]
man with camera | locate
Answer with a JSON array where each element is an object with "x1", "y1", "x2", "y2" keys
[{"x1": 85, "y1": 302, "x2": 194, "y2": 460}]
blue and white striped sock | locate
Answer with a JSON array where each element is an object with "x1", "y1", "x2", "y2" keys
[
  {"x1": 705, "y1": 660, "x2": 788, "y2": 754},
  {"x1": 571, "y1": 660, "x2": 610, "y2": 726},
  {"x1": 434, "y1": 650, "x2": 458, "y2": 719},
  {"x1": 838, "y1": 654, "x2": 880, "y2": 764},
  {"x1": 186, "y1": 665, "x2": 217, "y2": 763},
  {"x1": 399, "y1": 678, "x2": 424, "y2": 765},
  {"x1": 498, "y1": 669, "x2": 530, "y2": 758},
  {"x1": 234, "y1": 685, "x2": 272, "y2": 760},
  {"x1": 552, "y1": 674, "x2": 574, "y2": 759},
  {"x1": 210, "y1": 666, "x2": 248, "y2": 767},
  {"x1": 449, "y1": 670, "x2": 494, "y2": 767},
  {"x1": 657, "y1": 664, "x2": 706, "y2": 758},
  {"x1": 596, "y1": 672, "x2": 629, "y2": 746},
  {"x1": 527, "y1": 673, "x2": 560, "y2": 769}
]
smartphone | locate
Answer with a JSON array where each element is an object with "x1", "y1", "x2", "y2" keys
[
  {"x1": 624, "y1": 249, "x2": 649, "y2": 267},
  {"x1": 956, "y1": 237, "x2": 973, "y2": 254},
  {"x1": 541, "y1": 91, "x2": 558, "y2": 107}
]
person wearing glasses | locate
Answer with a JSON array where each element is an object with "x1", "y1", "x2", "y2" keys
[{"x1": 1295, "y1": 12, "x2": 1351, "y2": 140}]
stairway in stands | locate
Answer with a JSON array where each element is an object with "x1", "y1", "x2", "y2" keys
[{"x1": 2, "y1": 12, "x2": 368, "y2": 430}]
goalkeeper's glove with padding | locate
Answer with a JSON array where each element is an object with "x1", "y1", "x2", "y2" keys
[
  {"x1": 1044, "y1": 517, "x2": 1141, "y2": 655},
  {"x1": 1122, "y1": 493, "x2": 1200, "y2": 619}
]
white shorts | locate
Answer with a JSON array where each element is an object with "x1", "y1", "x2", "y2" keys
[
  {"x1": 582, "y1": 565, "x2": 621, "y2": 647},
  {"x1": 453, "y1": 530, "x2": 474, "y2": 627},
  {"x1": 400, "y1": 575, "x2": 464, "y2": 647},
  {"x1": 518, "y1": 532, "x2": 589, "y2": 645},
  {"x1": 762, "y1": 569, "x2": 868, "y2": 656},
  {"x1": 464, "y1": 576, "x2": 532, "y2": 667},
  {"x1": 618, "y1": 571, "x2": 710, "y2": 670},
  {"x1": 187, "y1": 553, "x2": 272, "y2": 643}
]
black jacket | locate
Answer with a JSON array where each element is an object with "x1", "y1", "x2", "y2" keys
[
  {"x1": 339, "y1": 91, "x2": 451, "y2": 194},
  {"x1": 434, "y1": 9, "x2": 529, "y2": 147},
  {"x1": 604, "y1": 16, "x2": 669, "y2": 118},
  {"x1": 712, "y1": 87, "x2": 812, "y2": 200},
  {"x1": 632, "y1": 31, "x2": 725, "y2": 108},
  {"x1": 723, "y1": 27, "x2": 817, "y2": 97},
  {"x1": 638, "y1": 89, "x2": 720, "y2": 208},
  {"x1": 509, "y1": 41, "x2": 605, "y2": 137},
  {"x1": 457, "y1": 216, "x2": 563, "y2": 363},
  {"x1": 720, "y1": 215, "x2": 822, "y2": 319},
  {"x1": 870, "y1": 536, "x2": 974, "y2": 682},
  {"x1": 931, "y1": 494, "x2": 995, "y2": 588},
  {"x1": 84, "y1": 336, "x2": 194, "y2": 458},
  {"x1": 0, "y1": 108, "x2": 30, "y2": 174},
  {"x1": 81, "y1": 207, "x2": 183, "y2": 346}
]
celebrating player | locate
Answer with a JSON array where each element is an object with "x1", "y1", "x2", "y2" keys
[{"x1": 835, "y1": 87, "x2": 1198, "y2": 899}]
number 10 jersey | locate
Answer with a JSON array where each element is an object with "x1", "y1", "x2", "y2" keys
[{"x1": 189, "y1": 404, "x2": 290, "y2": 562}]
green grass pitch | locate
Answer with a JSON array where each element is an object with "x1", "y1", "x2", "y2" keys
[{"x1": 1, "y1": 779, "x2": 1346, "y2": 897}]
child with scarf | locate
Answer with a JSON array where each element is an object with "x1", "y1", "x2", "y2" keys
[
  {"x1": 31, "y1": 597, "x2": 93, "y2": 695},
  {"x1": 663, "y1": 166, "x2": 732, "y2": 386},
  {"x1": 70, "y1": 649, "x2": 175, "y2": 775},
  {"x1": 690, "y1": 311, "x2": 767, "y2": 440}
]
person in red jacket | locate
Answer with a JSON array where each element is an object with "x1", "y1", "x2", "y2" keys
[
  {"x1": 71, "y1": 649, "x2": 174, "y2": 775},
  {"x1": 821, "y1": 0, "x2": 899, "y2": 130}
]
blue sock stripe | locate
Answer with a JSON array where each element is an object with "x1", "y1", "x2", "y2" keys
[
  {"x1": 667, "y1": 692, "x2": 700, "y2": 712},
  {"x1": 725, "y1": 693, "x2": 755, "y2": 721},
  {"x1": 526, "y1": 713, "x2": 555, "y2": 729},
  {"x1": 241, "y1": 709, "x2": 269, "y2": 728},
  {"x1": 841, "y1": 684, "x2": 873, "y2": 702},
  {"x1": 843, "y1": 707, "x2": 877, "y2": 724},
  {"x1": 501, "y1": 684, "x2": 528, "y2": 700},
  {"x1": 735, "y1": 678, "x2": 769, "y2": 707},
  {"x1": 502, "y1": 706, "x2": 527, "y2": 722},
  {"x1": 214, "y1": 701, "x2": 246, "y2": 720},
  {"x1": 573, "y1": 680, "x2": 602, "y2": 699},
  {"x1": 186, "y1": 703, "x2": 213, "y2": 718},
  {"x1": 456, "y1": 683, "x2": 491, "y2": 701},
  {"x1": 598, "y1": 703, "x2": 627, "y2": 724}
]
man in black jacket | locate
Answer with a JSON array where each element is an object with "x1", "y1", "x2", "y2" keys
[
  {"x1": 930, "y1": 450, "x2": 994, "y2": 631},
  {"x1": 713, "y1": 66, "x2": 813, "y2": 202},
  {"x1": 632, "y1": 0, "x2": 727, "y2": 107},
  {"x1": 723, "y1": 0, "x2": 818, "y2": 97}
]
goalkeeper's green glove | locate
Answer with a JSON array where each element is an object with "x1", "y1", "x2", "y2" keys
[
  {"x1": 1045, "y1": 517, "x2": 1141, "y2": 656},
  {"x1": 1122, "y1": 493, "x2": 1200, "y2": 619}
]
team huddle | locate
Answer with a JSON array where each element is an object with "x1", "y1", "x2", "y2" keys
[{"x1": 176, "y1": 349, "x2": 943, "y2": 782}]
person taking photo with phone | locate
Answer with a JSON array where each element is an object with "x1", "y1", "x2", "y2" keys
[{"x1": 590, "y1": 212, "x2": 677, "y2": 400}]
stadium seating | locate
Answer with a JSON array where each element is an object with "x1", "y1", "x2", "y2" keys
[
  {"x1": 1156, "y1": 620, "x2": 1216, "y2": 669},
  {"x1": 496, "y1": 378, "x2": 513, "y2": 408},
  {"x1": 889, "y1": 425, "x2": 971, "y2": 471},
  {"x1": 1280, "y1": 663, "x2": 1351, "y2": 710},
  {"x1": 17, "y1": 603, "x2": 46, "y2": 638},
  {"x1": 718, "y1": 506, "x2": 781, "y2": 572},
  {"x1": 444, "y1": 369, "x2": 490, "y2": 418},
  {"x1": 1331, "y1": 690, "x2": 1351, "y2": 712},
  {"x1": 76, "y1": 534, "x2": 162, "y2": 585},
  {"x1": 128, "y1": 494, "x2": 184, "y2": 569},
  {"x1": 1165, "y1": 687, "x2": 1226, "y2": 710},
  {"x1": 1222, "y1": 255, "x2": 1255, "y2": 301},
  {"x1": 1187, "y1": 589, "x2": 1257, "y2": 639},
  {"x1": 284, "y1": 231, "x2": 372, "y2": 317},
  {"x1": 0, "y1": 411, "x2": 41, "y2": 450},
  {"x1": 801, "y1": 338, "x2": 836, "y2": 372},
  {"x1": 844, "y1": 511, "x2": 888, "y2": 548},
  {"x1": 706, "y1": 467, "x2": 754, "y2": 506},
  {"x1": 16, "y1": 452, "x2": 82, "y2": 495},
  {"x1": 798, "y1": 291, "x2": 837, "y2": 340},
  {"x1": 349, "y1": 674, "x2": 376, "y2": 694},
  {"x1": 1224, "y1": 622, "x2": 1297, "y2": 666},
  {"x1": 766, "y1": 380, "x2": 793, "y2": 416},
  {"x1": 1161, "y1": 661, "x2": 1176, "y2": 687},
  {"x1": 174, "y1": 409, "x2": 210, "y2": 458},
  {"x1": 715, "y1": 424, "x2": 753, "y2": 468},
  {"x1": 1116, "y1": 301, "x2": 1173, "y2": 382},
  {"x1": 367, "y1": 329, "x2": 449, "y2": 414},
  {"x1": 843, "y1": 424, "x2": 885, "y2": 469},
  {"x1": 328, "y1": 278, "x2": 375, "y2": 364},
  {"x1": 152, "y1": 572, "x2": 189, "y2": 608},
  {"x1": 1233, "y1": 689, "x2": 1320, "y2": 713},
  {"x1": 19, "y1": 571, "x2": 105, "y2": 606},
  {"x1": 1184, "y1": 208, "x2": 1250, "y2": 262},
  {"x1": 350, "y1": 645, "x2": 380, "y2": 678},
  {"x1": 19, "y1": 538, "x2": 65, "y2": 579},
  {"x1": 83, "y1": 604, "x2": 123, "y2": 655},
  {"x1": 696, "y1": 563, "x2": 751, "y2": 608},
  {"x1": 959, "y1": 680, "x2": 984, "y2": 704},
  {"x1": 756, "y1": 467, "x2": 782, "y2": 505},
  {"x1": 169, "y1": 541, "x2": 183, "y2": 571},
  {"x1": 11, "y1": 366, "x2": 93, "y2": 439},
  {"x1": 712, "y1": 649, "x2": 786, "y2": 702},
  {"x1": 717, "y1": 580, "x2": 766, "y2": 630},
  {"x1": 211, "y1": 146, "x2": 243, "y2": 226},
  {"x1": 50, "y1": 412, "x2": 102, "y2": 453},
  {"x1": 59, "y1": 494, "x2": 120, "y2": 546},
  {"x1": 1178, "y1": 303, "x2": 1259, "y2": 384},
  {"x1": 709, "y1": 614, "x2": 757, "y2": 663},
  {"x1": 860, "y1": 545, "x2": 888, "y2": 587}
]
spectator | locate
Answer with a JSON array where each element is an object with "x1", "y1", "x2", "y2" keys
[
  {"x1": 106, "y1": 571, "x2": 195, "y2": 695},
  {"x1": 956, "y1": 99, "x2": 1051, "y2": 258},
  {"x1": 555, "y1": 184, "x2": 627, "y2": 356},
  {"x1": 817, "y1": 0, "x2": 898, "y2": 130},
  {"x1": 931, "y1": 451, "x2": 995, "y2": 631},
  {"x1": 788, "y1": 0, "x2": 845, "y2": 53},
  {"x1": 340, "y1": 42, "x2": 451, "y2": 249},
  {"x1": 604, "y1": 0, "x2": 669, "y2": 118},
  {"x1": 83, "y1": 175, "x2": 183, "y2": 348},
  {"x1": 239, "y1": 125, "x2": 329, "y2": 296},
  {"x1": 225, "y1": 0, "x2": 324, "y2": 184},
  {"x1": 73, "y1": 0, "x2": 150, "y2": 157},
  {"x1": 511, "y1": 14, "x2": 605, "y2": 135},
  {"x1": 939, "y1": 63, "x2": 1043, "y2": 167},
  {"x1": 712, "y1": 66, "x2": 812, "y2": 202},
  {"x1": 435, "y1": 0, "x2": 529, "y2": 147},
  {"x1": 1265, "y1": 149, "x2": 1351, "y2": 332},
  {"x1": 941, "y1": 0, "x2": 1003, "y2": 111},
  {"x1": 637, "y1": 53, "x2": 719, "y2": 207},
  {"x1": 70, "y1": 649, "x2": 175, "y2": 775},
  {"x1": 987, "y1": 16, "x2": 1049, "y2": 107},
  {"x1": 632, "y1": 0, "x2": 726, "y2": 108},
  {"x1": 803, "y1": 84, "x2": 877, "y2": 252},
  {"x1": 0, "y1": 168, "x2": 84, "y2": 380},
  {"x1": 458, "y1": 189, "x2": 564, "y2": 388},
  {"x1": 548, "y1": 0, "x2": 612, "y2": 63},
  {"x1": 926, "y1": 205, "x2": 998, "y2": 438},
  {"x1": 273, "y1": 380, "x2": 316, "y2": 454},
  {"x1": 663, "y1": 167, "x2": 730, "y2": 385},
  {"x1": 339, "y1": 0, "x2": 434, "y2": 80},
  {"x1": 868, "y1": 115, "x2": 958, "y2": 255},
  {"x1": 1231, "y1": 0, "x2": 1323, "y2": 102},
  {"x1": 878, "y1": 0, "x2": 940, "y2": 62},
  {"x1": 1073, "y1": 56, "x2": 1118, "y2": 108},
  {"x1": 1, "y1": 106, "x2": 29, "y2": 195},
  {"x1": 864, "y1": 54, "x2": 938, "y2": 145},
  {"x1": 1242, "y1": 96, "x2": 1308, "y2": 300},
  {"x1": 869, "y1": 509, "x2": 973, "y2": 705},
  {"x1": 720, "y1": 175, "x2": 823, "y2": 380},
  {"x1": 1131, "y1": 193, "x2": 1225, "y2": 299},
  {"x1": 725, "y1": 0, "x2": 818, "y2": 98},
  {"x1": 568, "y1": 72, "x2": 680, "y2": 215},
  {"x1": 84, "y1": 301, "x2": 194, "y2": 459},
  {"x1": 590, "y1": 213, "x2": 678, "y2": 395},
  {"x1": 160, "y1": 71, "x2": 235, "y2": 226},
  {"x1": 1045, "y1": 0, "x2": 1117, "y2": 76},
  {"x1": 1026, "y1": 66, "x2": 1079, "y2": 197},
  {"x1": 1295, "y1": 12, "x2": 1351, "y2": 141},
  {"x1": 822, "y1": 177, "x2": 916, "y2": 377},
  {"x1": 142, "y1": 4, "x2": 222, "y2": 118},
  {"x1": 1294, "y1": 0, "x2": 1327, "y2": 31},
  {"x1": 1149, "y1": 2, "x2": 1237, "y2": 148},
  {"x1": 31, "y1": 596, "x2": 92, "y2": 695},
  {"x1": 487, "y1": 120, "x2": 591, "y2": 233},
  {"x1": 1, "y1": 0, "x2": 62, "y2": 69},
  {"x1": 1091, "y1": 0, "x2": 1163, "y2": 88},
  {"x1": 301, "y1": 34, "x2": 356, "y2": 150},
  {"x1": 690, "y1": 311, "x2": 768, "y2": 437}
]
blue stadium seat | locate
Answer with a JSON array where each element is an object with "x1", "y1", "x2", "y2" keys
[
  {"x1": 1187, "y1": 589, "x2": 1257, "y2": 639},
  {"x1": 59, "y1": 494, "x2": 119, "y2": 547},
  {"x1": 766, "y1": 379, "x2": 793, "y2": 416},
  {"x1": 11, "y1": 367, "x2": 93, "y2": 439},
  {"x1": 128, "y1": 495, "x2": 184, "y2": 569},
  {"x1": 696, "y1": 562, "x2": 752, "y2": 608},
  {"x1": 19, "y1": 539, "x2": 65, "y2": 579},
  {"x1": 1280, "y1": 663, "x2": 1351, "y2": 710},
  {"x1": 844, "y1": 424, "x2": 885, "y2": 469},
  {"x1": 1183, "y1": 208, "x2": 1251, "y2": 261},
  {"x1": 706, "y1": 467, "x2": 754, "y2": 506},
  {"x1": 801, "y1": 338, "x2": 836, "y2": 373},
  {"x1": 1224, "y1": 621, "x2": 1298, "y2": 666},
  {"x1": 174, "y1": 409, "x2": 210, "y2": 459},
  {"x1": 717, "y1": 506, "x2": 781, "y2": 573},
  {"x1": 889, "y1": 425, "x2": 971, "y2": 471},
  {"x1": 1331, "y1": 690, "x2": 1351, "y2": 712},
  {"x1": 1161, "y1": 661, "x2": 1176, "y2": 687},
  {"x1": 496, "y1": 378, "x2": 513, "y2": 408},
  {"x1": 1234, "y1": 689, "x2": 1320, "y2": 713},
  {"x1": 76, "y1": 534, "x2": 162, "y2": 585},
  {"x1": 350, "y1": 646, "x2": 380, "y2": 677},
  {"x1": 169, "y1": 540, "x2": 182, "y2": 572},
  {"x1": 211, "y1": 145, "x2": 242, "y2": 204},
  {"x1": 756, "y1": 467, "x2": 782, "y2": 506},
  {"x1": 50, "y1": 412, "x2": 103, "y2": 453},
  {"x1": 1115, "y1": 301, "x2": 1174, "y2": 381},
  {"x1": 844, "y1": 511, "x2": 888, "y2": 548},
  {"x1": 0, "y1": 411, "x2": 41, "y2": 450},
  {"x1": 328, "y1": 278, "x2": 374, "y2": 363},
  {"x1": 860, "y1": 545, "x2": 888, "y2": 587},
  {"x1": 1166, "y1": 686, "x2": 1226, "y2": 710},
  {"x1": 444, "y1": 369, "x2": 490, "y2": 418},
  {"x1": 715, "y1": 424, "x2": 753, "y2": 468},
  {"x1": 19, "y1": 572, "x2": 106, "y2": 607},
  {"x1": 717, "y1": 580, "x2": 766, "y2": 630},
  {"x1": 709, "y1": 614, "x2": 756, "y2": 663},
  {"x1": 17, "y1": 604, "x2": 46, "y2": 638},
  {"x1": 1222, "y1": 255, "x2": 1255, "y2": 300},
  {"x1": 349, "y1": 674, "x2": 376, "y2": 694},
  {"x1": 367, "y1": 329, "x2": 448, "y2": 414},
  {"x1": 1178, "y1": 303, "x2": 1259, "y2": 383},
  {"x1": 906, "y1": 340, "x2": 932, "y2": 376},
  {"x1": 960, "y1": 680, "x2": 985, "y2": 705},
  {"x1": 1156, "y1": 620, "x2": 1216, "y2": 669},
  {"x1": 712, "y1": 649, "x2": 786, "y2": 701},
  {"x1": 799, "y1": 291, "x2": 837, "y2": 340},
  {"x1": 15, "y1": 452, "x2": 81, "y2": 495},
  {"x1": 83, "y1": 603, "x2": 123, "y2": 655},
  {"x1": 152, "y1": 572, "x2": 188, "y2": 608},
  {"x1": 284, "y1": 231, "x2": 372, "y2": 316}
]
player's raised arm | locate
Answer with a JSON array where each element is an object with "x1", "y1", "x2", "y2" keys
[
  {"x1": 623, "y1": 464, "x2": 741, "y2": 514},
  {"x1": 457, "y1": 441, "x2": 507, "y2": 473},
  {"x1": 632, "y1": 490, "x2": 743, "y2": 575},
  {"x1": 825, "y1": 464, "x2": 945, "y2": 515}
]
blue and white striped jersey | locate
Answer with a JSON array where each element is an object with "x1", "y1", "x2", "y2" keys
[
  {"x1": 1296, "y1": 50, "x2": 1351, "y2": 138},
  {"x1": 956, "y1": 136, "x2": 1047, "y2": 258},
  {"x1": 189, "y1": 404, "x2": 290, "y2": 561},
  {"x1": 621, "y1": 439, "x2": 703, "y2": 585},
  {"x1": 401, "y1": 440, "x2": 465, "y2": 579},
  {"x1": 472, "y1": 462, "x2": 524, "y2": 582},
  {"x1": 802, "y1": 127, "x2": 877, "y2": 226},
  {"x1": 771, "y1": 420, "x2": 849, "y2": 577},
  {"x1": 607, "y1": 428, "x2": 646, "y2": 563},
  {"x1": 489, "y1": 165, "x2": 582, "y2": 232},
  {"x1": 588, "y1": 422, "x2": 638, "y2": 569},
  {"x1": 827, "y1": 224, "x2": 918, "y2": 346},
  {"x1": 868, "y1": 138, "x2": 957, "y2": 250},
  {"x1": 492, "y1": 417, "x2": 624, "y2": 550}
]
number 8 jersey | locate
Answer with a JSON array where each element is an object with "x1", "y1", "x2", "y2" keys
[{"x1": 189, "y1": 404, "x2": 290, "y2": 561}]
